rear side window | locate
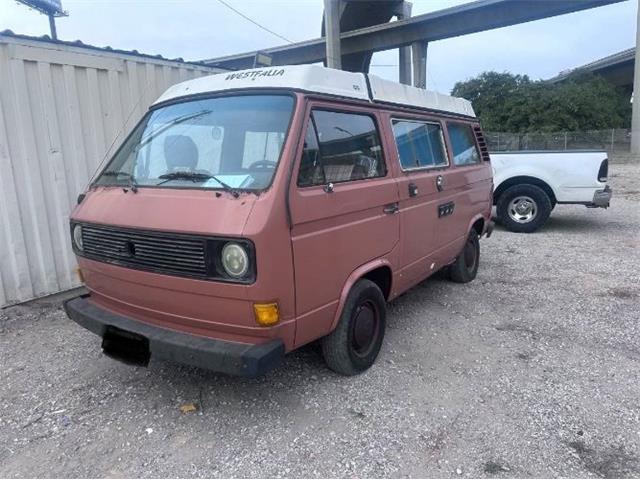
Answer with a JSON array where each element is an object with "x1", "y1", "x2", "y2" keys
[
  {"x1": 392, "y1": 120, "x2": 448, "y2": 170},
  {"x1": 447, "y1": 123, "x2": 481, "y2": 166},
  {"x1": 297, "y1": 110, "x2": 385, "y2": 187}
]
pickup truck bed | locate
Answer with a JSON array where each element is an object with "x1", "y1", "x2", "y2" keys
[{"x1": 490, "y1": 150, "x2": 611, "y2": 233}]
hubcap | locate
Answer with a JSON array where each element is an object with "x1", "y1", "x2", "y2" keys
[
  {"x1": 508, "y1": 196, "x2": 537, "y2": 224},
  {"x1": 351, "y1": 301, "x2": 379, "y2": 358}
]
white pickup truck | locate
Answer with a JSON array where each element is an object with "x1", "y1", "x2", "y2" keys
[{"x1": 490, "y1": 151, "x2": 612, "y2": 233}]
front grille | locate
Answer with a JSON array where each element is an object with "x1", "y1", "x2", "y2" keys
[{"x1": 80, "y1": 224, "x2": 208, "y2": 278}]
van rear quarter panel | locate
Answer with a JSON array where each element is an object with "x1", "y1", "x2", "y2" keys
[
  {"x1": 377, "y1": 110, "x2": 492, "y2": 293},
  {"x1": 439, "y1": 121, "x2": 493, "y2": 253}
]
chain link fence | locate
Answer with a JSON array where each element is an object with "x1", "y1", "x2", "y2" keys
[{"x1": 485, "y1": 129, "x2": 630, "y2": 153}]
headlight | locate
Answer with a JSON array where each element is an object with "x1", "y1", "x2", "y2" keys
[
  {"x1": 221, "y1": 242, "x2": 249, "y2": 278},
  {"x1": 72, "y1": 224, "x2": 83, "y2": 251}
]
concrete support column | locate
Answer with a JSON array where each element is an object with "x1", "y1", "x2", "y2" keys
[
  {"x1": 397, "y1": 2, "x2": 413, "y2": 85},
  {"x1": 48, "y1": 15, "x2": 58, "y2": 40},
  {"x1": 412, "y1": 41, "x2": 428, "y2": 89},
  {"x1": 631, "y1": 0, "x2": 640, "y2": 154},
  {"x1": 324, "y1": 0, "x2": 342, "y2": 69}
]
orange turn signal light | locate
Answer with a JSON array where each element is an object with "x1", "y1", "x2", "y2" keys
[{"x1": 253, "y1": 302, "x2": 280, "y2": 327}]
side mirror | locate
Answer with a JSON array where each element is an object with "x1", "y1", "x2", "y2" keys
[{"x1": 323, "y1": 182, "x2": 334, "y2": 193}]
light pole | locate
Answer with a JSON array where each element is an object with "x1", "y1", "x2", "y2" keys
[{"x1": 631, "y1": 0, "x2": 640, "y2": 155}]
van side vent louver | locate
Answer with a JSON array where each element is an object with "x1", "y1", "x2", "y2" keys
[{"x1": 473, "y1": 126, "x2": 491, "y2": 162}]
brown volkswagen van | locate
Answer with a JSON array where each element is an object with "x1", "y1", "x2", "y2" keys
[{"x1": 65, "y1": 65, "x2": 493, "y2": 376}]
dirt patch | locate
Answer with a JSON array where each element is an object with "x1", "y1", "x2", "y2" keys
[
  {"x1": 603, "y1": 288, "x2": 639, "y2": 300},
  {"x1": 483, "y1": 460, "x2": 511, "y2": 475},
  {"x1": 568, "y1": 440, "x2": 639, "y2": 478},
  {"x1": 495, "y1": 323, "x2": 538, "y2": 338}
]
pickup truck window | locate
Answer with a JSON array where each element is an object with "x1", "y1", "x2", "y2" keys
[
  {"x1": 448, "y1": 123, "x2": 481, "y2": 166},
  {"x1": 297, "y1": 110, "x2": 386, "y2": 187},
  {"x1": 391, "y1": 120, "x2": 448, "y2": 170}
]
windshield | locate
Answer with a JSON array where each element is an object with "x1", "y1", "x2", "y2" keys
[{"x1": 94, "y1": 94, "x2": 294, "y2": 191}]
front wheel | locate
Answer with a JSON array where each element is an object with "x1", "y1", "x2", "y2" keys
[
  {"x1": 321, "y1": 279, "x2": 386, "y2": 376},
  {"x1": 496, "y1": 184, "x2": 552, "y2": 233},
  {"x1": 449, "y1": 230, "x2": 480, "y2": 283}
]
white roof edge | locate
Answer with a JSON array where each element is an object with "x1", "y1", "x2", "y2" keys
[
  {"x1": 153, "y1": 64, "x2": 475, "y2": 118},
  {"x1": 367, "y1": 74, "x2": 475, "y2": 118},
  {"x1": 155, "y1": 65, "x2": 369, "y2": 104}
]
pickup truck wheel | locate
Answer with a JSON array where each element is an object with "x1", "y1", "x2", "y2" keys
[
  {"x1": 497, "y1": 184, "x2": 552, "y2": 233},
  {"x1": 449, "y1": 230, "x2": 480, "y2": 283},
  {"x1": 321, "y1": 279, "x2": 386, "y2": 376}
]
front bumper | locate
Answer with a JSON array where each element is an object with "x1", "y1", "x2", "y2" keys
[
  {"x1": 590, "y1": 185, "x2": 612, "y2": 208},
  {"x1": 64, "y1": 295, "x2": 284, "y2": 377}
]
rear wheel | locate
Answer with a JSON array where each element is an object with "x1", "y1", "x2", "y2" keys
[
  {"x1": 496, "y1": 184, "x2": 552, "y2": 233},
  {"x1": 449, "y1": 230, "x2": 480, "y2": 283},
  {"x1": 321, "y1": 279, "x2": 386, "y2": 376}
]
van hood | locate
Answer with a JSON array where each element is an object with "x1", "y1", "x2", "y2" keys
[{"x1": 72, "y1": 186, "x2": 256, "y2": 236}]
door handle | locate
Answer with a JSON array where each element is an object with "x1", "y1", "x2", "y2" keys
[
  {"x1": 383, "y1": 203, "x2": 399, "y2": 214},
  {"x1": 436, "y1": 175, "x2": 444, "y2": 192},
  {"x1": 408, "y1": 183, "x2": 418, "y2": 197}
]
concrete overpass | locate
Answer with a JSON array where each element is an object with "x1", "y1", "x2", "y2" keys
[
  {"x1": 202, "y1": 0, "x2": 626, "y2": 73},
  {"x1": 202, "y1": 0, "x2": 637, "y2": 156},
  {"x1": 550, "y1": 47, "x2": 634, "y2": 93}
]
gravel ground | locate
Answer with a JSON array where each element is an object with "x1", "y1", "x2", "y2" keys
[{"x1": 1, "y1": 164, "x2": 639, "y2": 478}]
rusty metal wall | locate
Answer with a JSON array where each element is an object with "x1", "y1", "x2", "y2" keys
[{"x1": 0, "y1": 34, "x2": 219, "y2": 307}]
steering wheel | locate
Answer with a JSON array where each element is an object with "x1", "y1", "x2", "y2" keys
[{"x1": 247, "y1": 160, "x2": 277, "y2": 170}]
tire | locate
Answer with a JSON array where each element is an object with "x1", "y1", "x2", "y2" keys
[
  {"x1": 496, "y1": 184, "x2": 552, "y2": 233},
  {"x1": 449, "y1": 230, "x2": 480, "y2": 283},
  {"x1": 321, "y1": 279, "x2": 386, "y2": 376}
]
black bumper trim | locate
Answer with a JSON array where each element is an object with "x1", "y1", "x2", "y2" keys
[{"x1": 64, "y1": 295, "x2": 284, "y2": 377}]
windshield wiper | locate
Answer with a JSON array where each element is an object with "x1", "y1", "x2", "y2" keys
[
  {"x1": 101, "y1": 170, "x2": 138, "y2": 193},
  {"x1": 156, "y1": 172, "x2": 239, "y2": 197},
  {"x1": 157, "y1": 171, "x2": 211, "y2": 184}
]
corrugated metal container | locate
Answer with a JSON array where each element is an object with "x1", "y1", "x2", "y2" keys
[{"x1": 0, "y1": 33, "x2": 220, "y2": 307}]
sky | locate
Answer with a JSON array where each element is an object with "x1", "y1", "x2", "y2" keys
[{"x1": 1, "y1": 0, "x2": 636, "y2": 93}]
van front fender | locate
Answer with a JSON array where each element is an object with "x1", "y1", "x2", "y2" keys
[{"x1": 329, "y1": 258, "x2": 393, "y2": 333}]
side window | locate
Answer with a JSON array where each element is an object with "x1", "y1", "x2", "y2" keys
[
  {"x1": 297, "y1": 110, "x2": 386, "y2": 187},
  {"x1": 391, "y1": 120, "x2": 448, "y2": 170},
  {"x1": 447, "y1": 123, "x2": 481, "y2": 166}
]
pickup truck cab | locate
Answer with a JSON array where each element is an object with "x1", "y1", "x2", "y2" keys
[
  {"x1": 491, "y1": 151, "x2": 611, "y2": 232},
  {"x1": 64, "y1": 65, "x2": 493, "y2": 377}
]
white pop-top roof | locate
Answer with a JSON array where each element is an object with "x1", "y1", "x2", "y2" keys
[{"x1": 154, "y1": 64, "x2": 475, "y2": 118}]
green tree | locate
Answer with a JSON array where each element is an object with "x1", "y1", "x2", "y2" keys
[{"x1": 451, "y1": 71, "x2": 631, "y2": 132}]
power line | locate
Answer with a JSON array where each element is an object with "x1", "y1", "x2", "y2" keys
[{"x1": 216, "y1": 0, "x2": 294, "y2": 44}]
